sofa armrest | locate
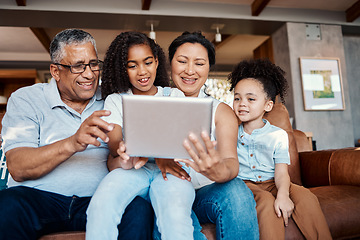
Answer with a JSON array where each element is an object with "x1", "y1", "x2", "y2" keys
[
  {"x1": 293, "y1": 130, "x2": 312, "y2": 152},
  {"x1": 299, "y1": 148, "x2": 360, "y2": 188}
]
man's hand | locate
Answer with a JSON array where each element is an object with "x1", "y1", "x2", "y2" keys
[
  {"x1": 70, "y1": 110, "x2": 114, "y2": 152},
  {"x1": 6, "y1": 110, "x2": 114, "y2": 181},
  {"x1": 156, "y1": 158, "x2": 191, "y2": 181}
]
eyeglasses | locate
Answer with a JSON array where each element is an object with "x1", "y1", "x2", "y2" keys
[{"x1": 54, "y1": 60, "x2": 103, "y2": 74}]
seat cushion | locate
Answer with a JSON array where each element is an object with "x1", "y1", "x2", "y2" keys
[
  {"x1": 38, "y1": 225, "x2": 218, "y2": 240},
  {"x1": 38, "y1": 232, "x2": 85, "y2": 240},
  {"x1": 310, "y1": 185, "x2": 360, "y2": 239}
]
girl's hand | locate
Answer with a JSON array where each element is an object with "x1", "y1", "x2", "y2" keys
[
  {"x1": 155, "y1": 158, "x2": 191, "y2": 181},
  {"x1": 110, "y1": 141, "x2": 148, "y2": 170},
  {"x1": 175, "y1": 131, "x2": 220, "y2": 178},
  {"x1": 274, "y1": 194, "x2": 294, "y2": 226}
]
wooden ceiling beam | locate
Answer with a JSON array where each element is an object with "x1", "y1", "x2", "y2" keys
[
  {"x1": 251, "y1": 0, "x2": 271, "y2": 16},
  {"x1": 15, "y1": 0, "x2": 26, "y2": 6},
  {"x1": 346, "y1": 0, "x2": 360, "y2": 22},
  {"x1": 142, "y1": 0, "x2": 152, "y2": 10},
  {"x1": 30, "y1": 27, "x2": 51, "y2": 53}
]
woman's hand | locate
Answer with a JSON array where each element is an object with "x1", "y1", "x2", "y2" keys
[
  {"x1": 274, "y1": 194, "x2": 294, "y2": 227},
  {"x1": 155, "y1": 158, "x2": 191, "y2": 181},
  {"x1": 175, "y1": 103, "x2": 239, "y2": 183},
  {"x1": 175, "y1": 131, "x2": 225, "y2": 180}
]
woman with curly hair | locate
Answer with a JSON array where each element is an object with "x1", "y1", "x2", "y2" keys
[
  {"x1": 86, "y1": 31, "x2": 195, "y2": 240},
  {"x1": 229, "y1": 58, "x2": 332, "y2": 240}
]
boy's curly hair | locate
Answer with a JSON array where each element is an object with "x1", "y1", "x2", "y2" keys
[
  {"x1": 101, "y1": 31, "x2": 169, "y2": 99},
  {"x1": 228, "y1": 59, "x2": 288, "y2": 103}
]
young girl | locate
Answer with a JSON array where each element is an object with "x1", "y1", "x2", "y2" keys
[
  {"x1": 86, "y1": 32, "x2": 195, "y2": 240},
  {"x1": 228, "y1": 59, "x2": 332, "y2": 240}
]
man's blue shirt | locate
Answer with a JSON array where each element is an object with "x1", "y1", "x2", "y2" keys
[{"x1": 1, "y1": 79, "x2": 109, "y2": 197}]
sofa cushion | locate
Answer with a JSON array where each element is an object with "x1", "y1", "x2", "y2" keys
[
  {"x1": 37, "y1": 225, "x2": 218, "y2": 240},
  {"x1": 310, "y1": 185, "x2": 360, "y2": 239},
  {"x1": 38, "y1": 232, "x2": 85, "y2": 240}
]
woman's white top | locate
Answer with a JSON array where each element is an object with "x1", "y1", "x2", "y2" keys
[{"x1": 189, "y1": 86, "x2": 221, "y2": 189}]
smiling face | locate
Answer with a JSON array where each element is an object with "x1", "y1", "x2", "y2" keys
[
  {"x1": 170, "y1": 43, "x2": 210, "y2": 97},
  {"x1": 51, "y1": 42, "x2": 100, "y2": 107},
  {"x1": 127, "y1": 44, "x2": 159, "y2": 95},
  {"x1": 233, "y1": 78, "x2": 273, "y2": 127}
]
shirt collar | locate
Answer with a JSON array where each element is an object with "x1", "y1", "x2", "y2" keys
[
  {"x1": 239, "y1": 119, "x2": 270, "y2": 137},
  {"x1": 45, "y1": 78, "x2": 101, "y2": 109}
]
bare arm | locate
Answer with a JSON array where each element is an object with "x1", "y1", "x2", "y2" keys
[
  {"x1": 176, "y1": 102, "x2": 239, "y2": 182},
  {"x1": 274, "y1": 163, "x2": 294, "y2": 226},
  {"x1": 7, "y1": 110, "x2": 113, "y2": 182}
]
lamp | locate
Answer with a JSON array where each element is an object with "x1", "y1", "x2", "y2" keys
[
  {"x1": 215, "y1": 27, "x2": 221, "y2": 42},
  {"x1": 211, "y1": 24, "x2": 225, "y2": 43},
  {"x1": 149, "y1": 23, "x2": 156, "y2": 40},
  {"x1": 146, "y1": 20, "x2": 159, "y2": 40}
]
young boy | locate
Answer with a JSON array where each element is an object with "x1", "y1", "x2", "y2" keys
[{"x1": 228, "y1": 59, "x2": 332, "y2": 240}]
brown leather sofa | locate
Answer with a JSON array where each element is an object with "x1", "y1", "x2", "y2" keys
[{"x1": 39, "y1": 104, "x2": 360, "y2": 240}]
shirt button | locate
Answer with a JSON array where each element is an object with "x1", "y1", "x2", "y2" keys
[
  {"x1": 250, "y1": 154, "x2": 253, "y2": 157},
  {"x1": 252, "y1": 166, "x2": 255, "y2": 169},
  {"x1": 241, "y1": 143, "x2": 245, "y2": 145},
  {"x1": 258, "y1": 176, "x2": 262, "y2": 179}
]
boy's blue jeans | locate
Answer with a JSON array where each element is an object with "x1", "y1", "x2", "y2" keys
[
  {"x1": 86, "y1": 162, "x2": 195, "y2": 240},
  {"x1": 0, "y1": 186, "x2": 153, "y2": 240}
]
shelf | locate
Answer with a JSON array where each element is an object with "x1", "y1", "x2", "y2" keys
[
  {"x1": 0, "y1": 69, "x2": 37, "y2": 119},
  {"x1": 0, "y1": 69, "x2": 37, "y2": 99},
  {"x1": 0, "y1": 69, "x2": 37, "y2": 79}
]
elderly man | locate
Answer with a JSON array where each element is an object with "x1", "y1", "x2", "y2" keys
[{"x1": 0, "y1": 29, "x2": 153, "y2": 240}]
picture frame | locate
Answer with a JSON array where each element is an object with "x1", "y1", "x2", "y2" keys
[{"x1": 299, "y1": 57, "x2": 345, "y2": 111}]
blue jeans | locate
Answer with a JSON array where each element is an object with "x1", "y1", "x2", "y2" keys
[
  {"x1": 0, "y1": 186, "x2": 153, "y2": 240},
  {"x1": 86, "y1": 162, "x2": 195, "y2": 240},
  {"x1": 153, "y1": 177, "x2": 260, "y2": 240},
  {"x1": 193, "y1": 178, "x2": 259, "y2": 240}
]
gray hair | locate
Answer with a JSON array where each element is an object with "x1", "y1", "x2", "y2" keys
[{"x1": 50, "y1": 29, "x2": 98, "y2": 63}]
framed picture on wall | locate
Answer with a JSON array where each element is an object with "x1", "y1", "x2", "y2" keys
[{"x1": 299, "y1": 57, "x2": 345, "y2": 111}]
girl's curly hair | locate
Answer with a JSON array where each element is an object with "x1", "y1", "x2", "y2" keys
[
  {"x1": 228, "y1": 59, "x2": 289, "y2": 104},
  {"x1": 101, "y1": 31, "x2": 169, "y2": 99}
]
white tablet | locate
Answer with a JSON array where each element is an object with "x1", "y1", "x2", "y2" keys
[{"x1": 122, "y1": 94, "x2": 213, "y2": 159}]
